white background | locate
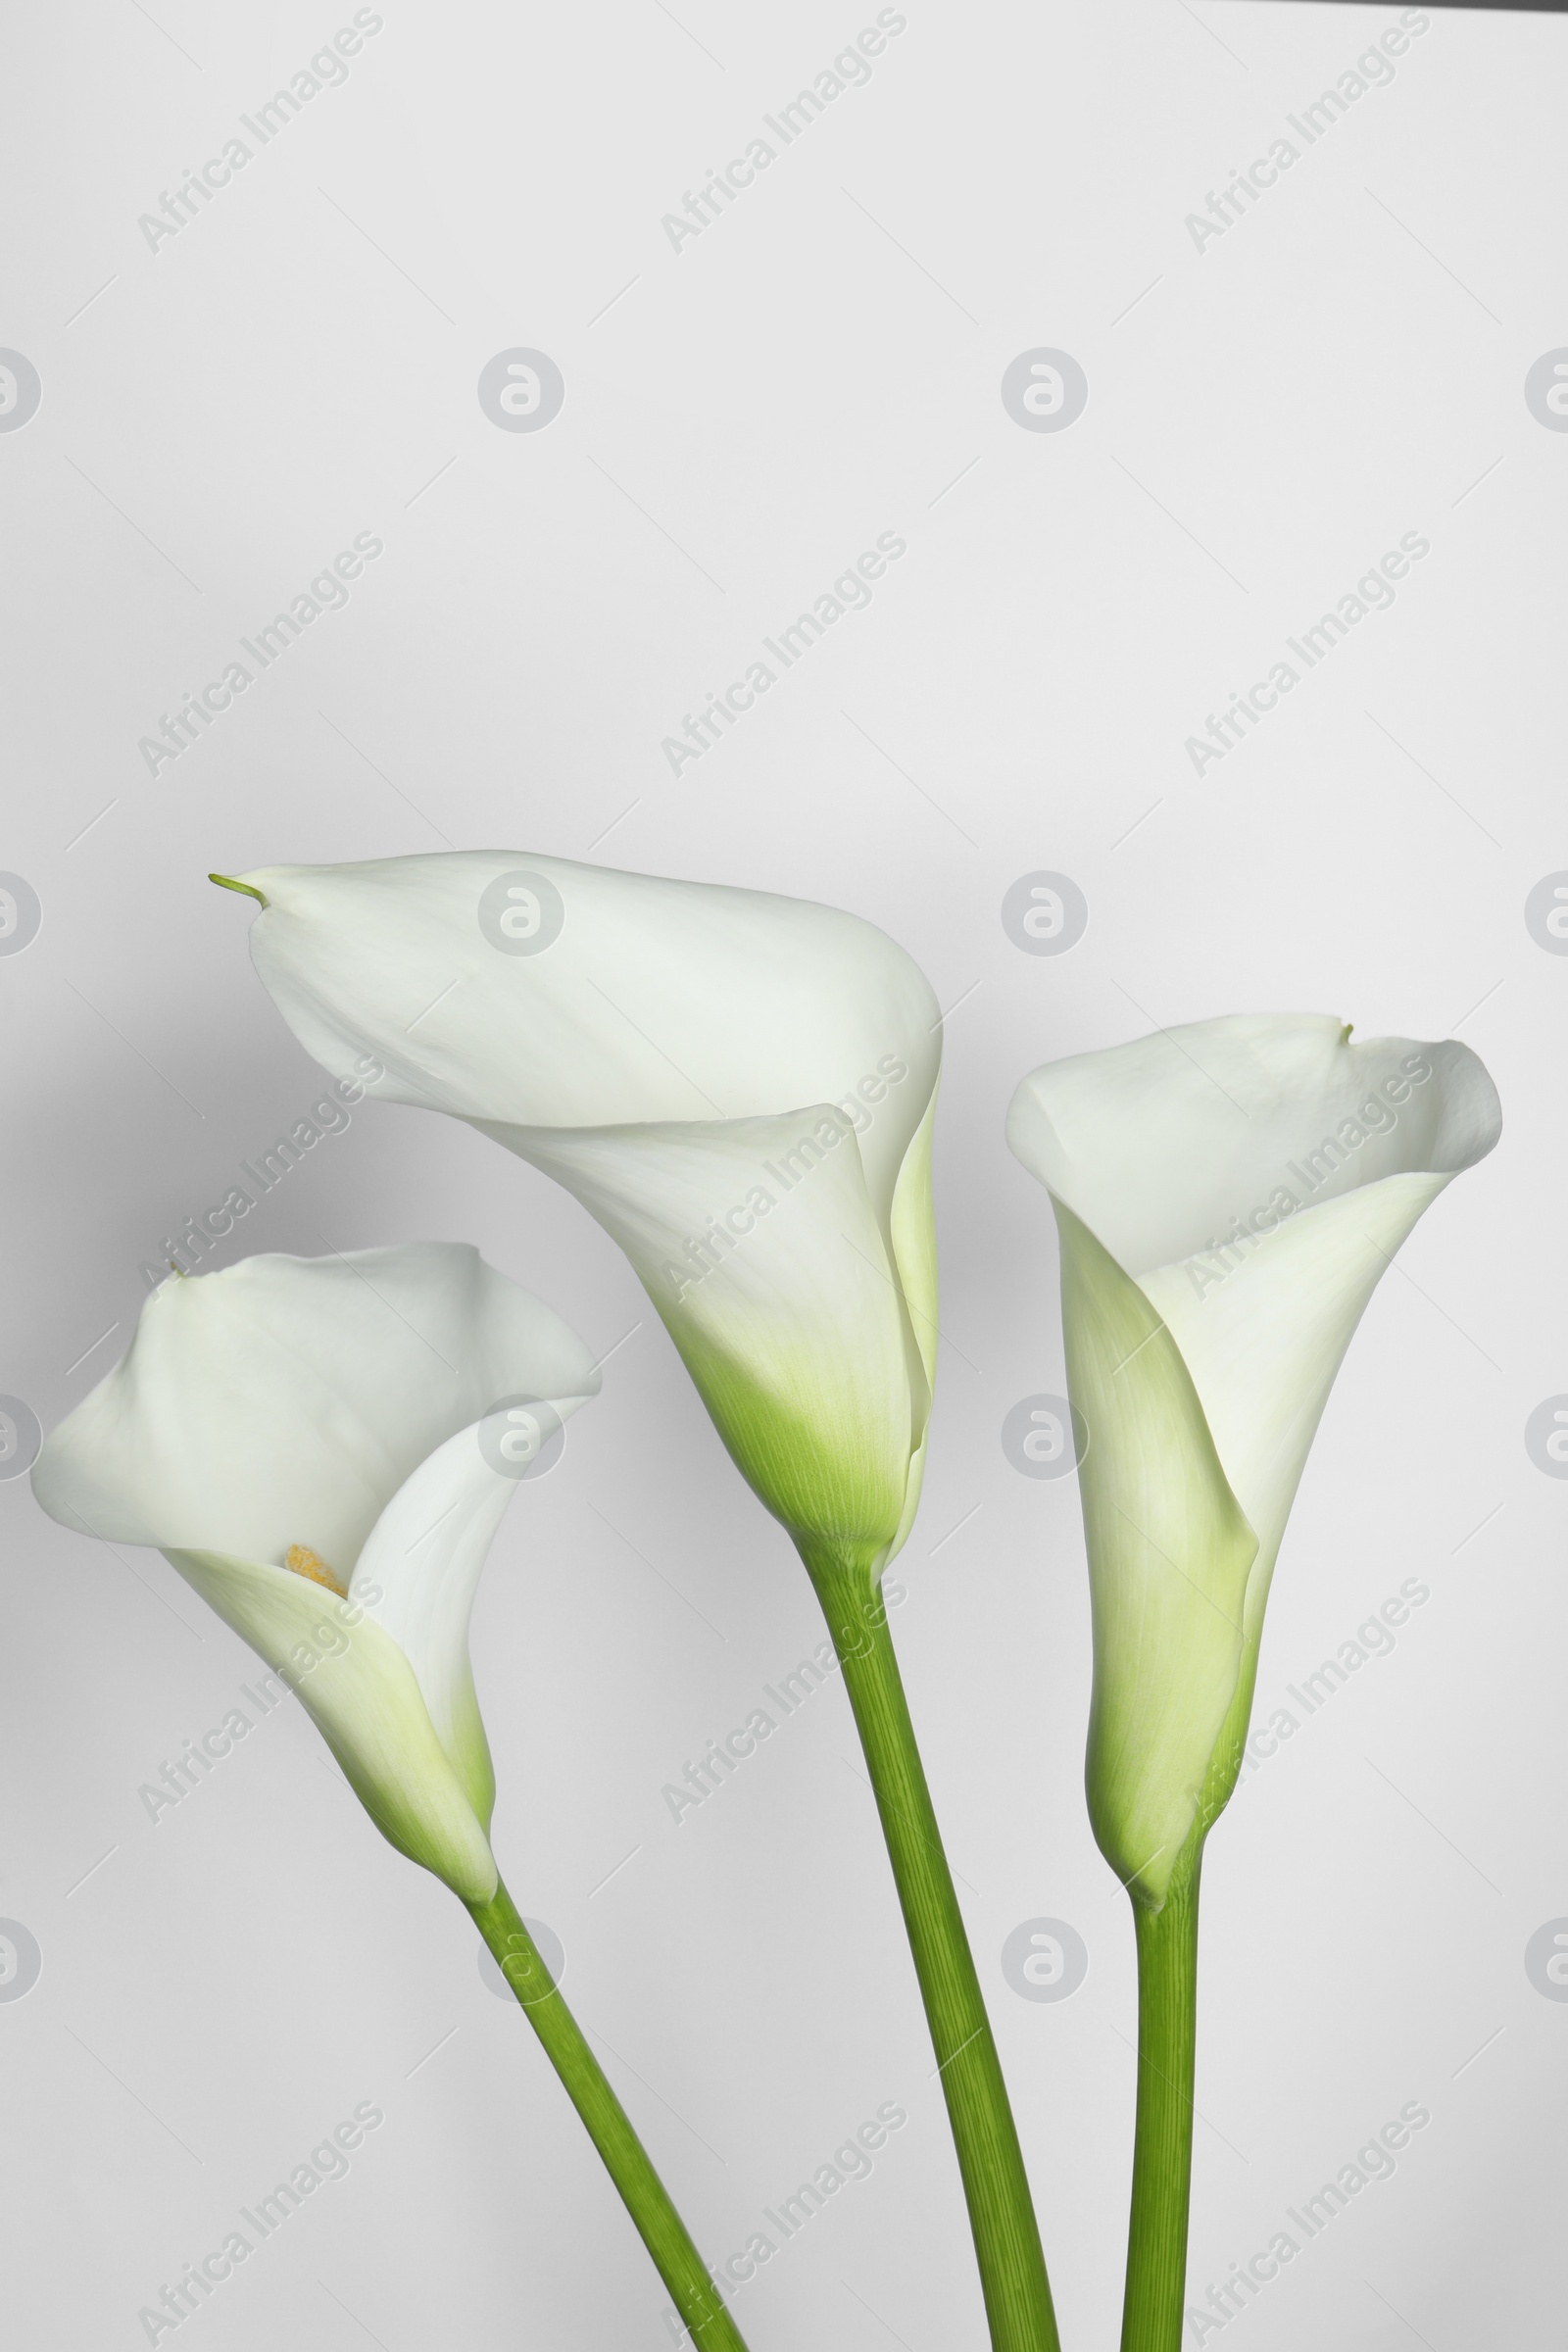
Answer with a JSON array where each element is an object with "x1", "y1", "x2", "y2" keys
[{"x1": 2, "y1": 2, "x2": 1563, "y2": 2346}]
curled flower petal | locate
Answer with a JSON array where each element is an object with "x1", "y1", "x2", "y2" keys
[
  {"x1": 32, "y1": 1245, "x2": 599, "y2": 1900},
  {"x1": 227, "y1": 853, "x2": 941, "y2": 1573},
  {"x1": 1008, "y1": 1014, "x2": 1500, "y2": 1903}
]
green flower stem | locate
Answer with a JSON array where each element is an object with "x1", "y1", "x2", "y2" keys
[
  {"x1": 1120, "y1": 1839, "x2": 1203, "y2": 2352},
  {"x1": 467, "y1": 1879, "x2": 751, "y2": 2351},
  {"x1": 805, "y1": 1548, "x2": 1060, "y2": 2352}
]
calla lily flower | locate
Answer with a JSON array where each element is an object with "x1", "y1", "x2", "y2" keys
[
  {"x1": 1007, "y1": 1013, "x2": 1501, "y2": 1907},
  {"x1": 215, "y1": 853, "x2": 942, "y2": 1587},
  {"x1": 35, "y1": 1244, "x2": 767, "y2": 2349},
  {"x1": 32, "y1": 1242, "x2": 600, "y2": 1902}
]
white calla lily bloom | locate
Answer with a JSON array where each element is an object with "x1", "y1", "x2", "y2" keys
[
  {"x1": 218, "y1": 854, "x2": 942, "y2": 1587},
  {"x1": 1007, "y1": 1014, "x2": 1500, "y2": 1905},
  {"x1": 32, "y1": 1244, "x2": 600, "y2": 1903}
]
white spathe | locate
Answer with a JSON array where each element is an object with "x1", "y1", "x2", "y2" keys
[
  {"x1": 226, "y1": 853, "x2": 942, "y2": 1576},
  {"x1": 1007, "y1": 1013, "x2": 1500, "y2": 1903},
  {"x1": 32, "y1": 1244, "x2": 600, "y2": 1902}
]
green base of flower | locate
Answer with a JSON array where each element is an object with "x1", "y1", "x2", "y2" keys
[
  {"x1": 803, "y1": 1545, "x2": 1060, "y2": 2352},
  {"x1": 1120, "y1": 1835, "x2": 1203, "y2": 2352},
  {"x1": 467, "y1": 1880, "x2": 750, "y2": 2350}
]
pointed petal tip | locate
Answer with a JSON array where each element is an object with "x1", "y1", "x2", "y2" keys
[{"x1": 209, "y1": 872, "x2": 268, "y2": 907}]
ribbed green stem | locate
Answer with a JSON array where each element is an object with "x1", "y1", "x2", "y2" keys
[
  {"x1": 467, "y1": 1878, "x2": 750, "y2": 2350},
  {"x1": 805, "y1": 1550, "x2": 1060, "y2": 2352},
  {"x1": 1120, "y1": 1842, "x2": 1202, "y2": 2352}
]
